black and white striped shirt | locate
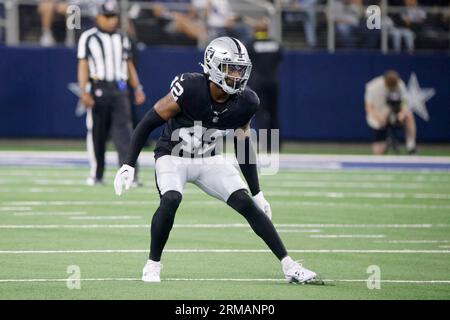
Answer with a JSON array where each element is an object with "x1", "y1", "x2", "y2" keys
[{"x1": 77, "y1": 27, "x2": 132, "y2": 82}]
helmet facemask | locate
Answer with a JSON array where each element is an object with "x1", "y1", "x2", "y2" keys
[{"x1": 217, "y1": 62, "x2": 252, "y2": 94}]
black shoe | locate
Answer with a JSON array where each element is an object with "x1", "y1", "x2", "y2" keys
[
  {"x1": 86, "y1": 177, "x2": 105, "y2": 186},
  {"x1": 407, "y1": 147, "x2": 417, "y2": 155},
  {"x1": 131, "y1": 180, "x2": 143, "y2": 188}
]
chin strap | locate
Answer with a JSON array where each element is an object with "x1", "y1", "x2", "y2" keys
[{"x1": 199, "y1": 62, "x2": 208, "y2": 74}]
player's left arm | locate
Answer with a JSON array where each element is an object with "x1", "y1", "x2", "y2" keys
[
  {"x1": 234, "y1": 122, "x2": 272, "y2": 220},
  {"x1": 127, "y1": 60, "x2": 146, "y2": 105}
]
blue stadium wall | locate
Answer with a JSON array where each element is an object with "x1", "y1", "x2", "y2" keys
[{"x1": 0, "y1": 46, "x2": 449, "y2": 141}]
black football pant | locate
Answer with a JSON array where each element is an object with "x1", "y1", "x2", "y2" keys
[
  {"x1": 87, "y1": 84, "x2": 134, "y2": 181},
  {"x1": 149, "y1": 189, "x2": 287, "y2": 262}
]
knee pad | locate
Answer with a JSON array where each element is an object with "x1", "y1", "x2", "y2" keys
[
  {"x1": 160, "y1": 190, "x2": 182, "y2": 211},
  {"x1": 227, "y1": 189, "x2": 254, "y2": 212}
]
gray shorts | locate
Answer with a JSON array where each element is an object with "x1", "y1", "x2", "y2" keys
[{"x1": 155, "y1": 155, "x2": 248, "y2": 202}]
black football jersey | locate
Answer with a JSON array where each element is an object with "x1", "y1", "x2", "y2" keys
[{"x1": 154, "y1": 72, "x2": 260, "y2": 159}]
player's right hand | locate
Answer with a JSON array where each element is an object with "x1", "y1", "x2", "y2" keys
[
  {"x1": 82, "y1": 92, "x2": 95, "y2": 108},
  {"x1": 114, "y1": 164, "x2": 135, "y2": 196}
]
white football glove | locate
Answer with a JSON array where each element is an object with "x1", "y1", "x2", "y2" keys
[
  {"x1": 252, "y1": 191, "x2": 272, "y2": 220},
  {"x1": 114, "y1": 164, "x2": 135, "y2": 196}
]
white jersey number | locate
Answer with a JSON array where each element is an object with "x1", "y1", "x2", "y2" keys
[
  {"x1": 172, "y1": 123, "x2": 227, "y2": 157},
  {"x1": 170, "y1": 75, "x2": 184, "y2": 101}
]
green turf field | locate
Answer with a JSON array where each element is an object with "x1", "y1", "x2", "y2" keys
[
  {"x1": 0, "y1": 166, "x2": 449, "y2": 299},
  {"x1": 2, "y1": 139, "x2": 450, "y2": 156}
]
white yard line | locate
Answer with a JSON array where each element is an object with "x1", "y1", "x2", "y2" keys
[
  {"x1": 0, "y1": 223, "x2": 446, "y2": 229},
  {"x1": 274, "y1": 201, "x2": 450, "y2": 210},
  {"x1": 0, "y1": 180, "x2": 85, "y2": 185},
  {"x1": 276, "y1": 229, "x2": 322, "y2": 233},
  {"x1": 0, "y1": 207, "x2": 32, "y2": 211},
  {"x1": 4, "y1": 190, "x2": 450, "y2": 201},
  {"x1": 309, "y1": 235, "x2": 386, "y2": 238},
  {"x1": 264, "y1": 191, "x2": 450, "y2": 200},
  {"x1": 375, "y1": 240, "x2": 450, "y2": 244},
  {"x1": 68, "y1": 216, "x2": 142, "y2": 220},
  {"x1": 3, "y1": 201, "x2": 450, "y2": 211},
  {"x1": 4, "y1": 177, "x2": 450, "y2": 189},
  {"x1": 13, "y1": 211, "x2": 86, "y2": 216},
  {"x1": 2, "y1": 201, "x2": 160, "y2": 206},
  {"x1": 4, "y1": 171, "x2": 450, "y2": 184},
  {"x1": 0, "y1": 278, "x2": 448, "y2": 284},
  {"x1": 4, "y1": 198, "x2": 450, "y2": 209},
  {"x1": 262, "y1": 181, "x2": 442, "y2": 190},
  {"x1": 0, "y1": 249, "x2": 448, "y2": 254}
]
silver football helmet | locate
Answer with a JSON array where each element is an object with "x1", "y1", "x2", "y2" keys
[{"x1": 201, "y1": 37, "x2": 252, "y2": 95}]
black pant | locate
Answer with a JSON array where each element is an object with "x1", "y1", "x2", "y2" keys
[{"x1": 87, "y1": 82, "x2": 133, "y2": 180}]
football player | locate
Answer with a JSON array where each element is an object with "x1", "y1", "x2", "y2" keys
[{"x1": 114, "y1": 37, "x2": 317, "y2": 284}]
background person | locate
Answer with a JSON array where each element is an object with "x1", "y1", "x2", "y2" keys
[
  {"x1": 247, "y1": 17, "x2": 283, "y2": 152},
  {"x1": 364, "y1": 70, "x2": 417, "y2": 155},
  {"x1": 78, "y1": 0, "x2": 146, "y2": 185}
]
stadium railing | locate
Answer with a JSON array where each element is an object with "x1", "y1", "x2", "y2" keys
[{"x1": 0, "y1": 0, "x2": 448, "y2": 53}]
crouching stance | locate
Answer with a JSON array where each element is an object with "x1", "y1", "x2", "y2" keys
[{"x1": 114, "y1": 37, "x2": 317, "y2": 284}]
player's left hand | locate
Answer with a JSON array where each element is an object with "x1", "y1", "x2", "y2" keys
[
  {"x1": 135, "y1": 89, "x2": 146, "y2": 106},
  {"x1": 114, "y1": 164, "x2": 135, "y2": 196},
  {"x1": 253, "y1": 191, "x2": 272, "y2": 220}
]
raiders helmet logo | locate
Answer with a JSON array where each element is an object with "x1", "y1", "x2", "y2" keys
[{"x1": 205, "y1": 48, "x2": 215, "y2": 64}]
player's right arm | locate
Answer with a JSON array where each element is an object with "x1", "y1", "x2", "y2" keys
[
  {"x1": 77, "y1": 59, "x2": 95, "y2": 108},
  {"x1": 365, "y1": 102, "x2": 388, "y2": 127},
  {"x1": 126, "y1": 92, "x2": 180, "y2": 167},
  {"x1": 114, "y1": 92, "x2": 181, "y2": 196},
  {"x1": 77, "y1": 30, "x2": 94, "y2": 108}
]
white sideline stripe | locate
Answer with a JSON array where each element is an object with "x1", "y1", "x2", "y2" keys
[
  {"x1": 68, "y1": 216, "x2": 142, "y2": 220},
  {"x1": 13, "y1": 212, "x2": 86, "y2": 216},
  {"x1": 0, "y1": 249, "x2": 448, "y2": 254},
  {"x1": 309, "y1": 235, "x2": 386, "y2": 239},
  {"x1": 0, "y1": 278, "x2": 449, "y2": 284},
  {"x1": 0, "y1": 223, "x2": 445, "y2": 229}
]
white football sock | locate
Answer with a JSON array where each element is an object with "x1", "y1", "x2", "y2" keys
[
  {"x1": 281, "y1": 256, "x2": 294, "y2": 268},
  {"x1": 148, "y1": 259, "x2": 160, "y2": 266},
  {"x1": 406, "y1": 138, "x2": 416, "y2": 151}
]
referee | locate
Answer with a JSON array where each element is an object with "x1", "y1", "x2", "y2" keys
[
  {"x1": 77, "y1": 0, "x2": 146, "y2": 186},
  {"x1": 247, "y1": 17, "x2": 283, "y2": 152}
]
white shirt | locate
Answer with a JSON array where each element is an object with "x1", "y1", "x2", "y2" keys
[
  {"x1": 206, "y1": 0, "x2": 234, "y2": 28},
  {"x1": 364, "y1": 76, "x2": 407, "y2": 129},
  {"x1": 77, "y1": 27, "x2": 131, "y2": 82}
]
